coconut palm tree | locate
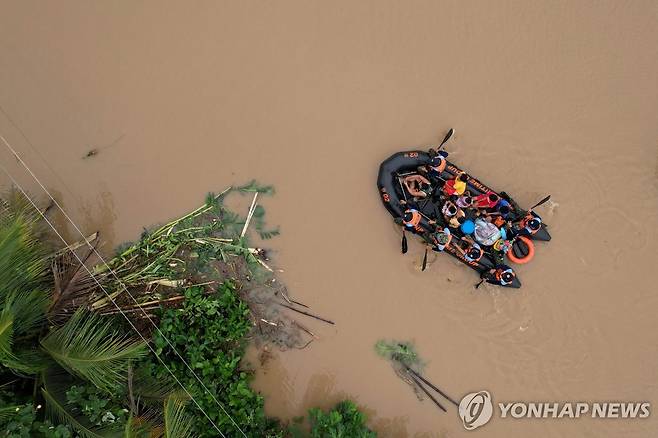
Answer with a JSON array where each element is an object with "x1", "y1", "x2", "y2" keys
[{"x1": 1, "y1": 192, "x2": 147, "y2": 437}]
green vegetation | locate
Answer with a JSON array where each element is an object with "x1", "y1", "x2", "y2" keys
[
  {"x1": 376, "y1": 339, "x2": 458, "y2": 415},
  {"x1": 375, "y1": 340, "x2": 421, "y2": 369},
  {"x1": 0, "y1": 188, "x2": 375, "y2": 437},
  {"x1": 143, "y1": 283, "x2": 282, "y2": 437},
  {"x1": 307, "y1": 401, "x2": 376, "y2": 438}
]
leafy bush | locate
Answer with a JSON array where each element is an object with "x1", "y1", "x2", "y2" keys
[
  {"x1": 0, "y1": 190, "x2": 376, "y2": 438},
  {"x1": 308, "y1": 401, "x2": 376, "y2": 438},
  {"x1": 65, "y1": 385, "x2": 128, "y2": 428},
  {"x1": 143, "y1": 282, "x2": 282, "y2": 437},
  {"x1": 0, "y1": 393, "x2": 71, "y2": 438}
]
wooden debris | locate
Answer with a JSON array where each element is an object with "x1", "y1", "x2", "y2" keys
[{"x1": 277, "y1": 303, "x2": 335, "y2": 325}]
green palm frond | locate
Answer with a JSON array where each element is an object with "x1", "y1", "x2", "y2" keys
[
  {"x1": 162, "y1": 392, "x2": 194, "y2": 438},
  {"x1": 42, "y1": 388, "x2": 106, "y2": 438},
  {"x1": 0, "y1": 198, "x2": 52, "y2": 373},
  {"x1": 131, "y1": 370, "x2": 179, "y2": 406},
  {"x1": 122, "y1": 415, "x2": 151, "y2": 438},
  {"x1": 0, "y1": 220, "x2": 49, "y2": 300},
  {"x1": 0, "y1": 405, "x2": 22, "y2": 423},
  {"x1": 236, "y1": 180, "x2": 274, "y2": 195},
  {"x1": 0, "y1": 291, "x2": 49, "y2": 375},
  {"x1": 40, "y1": 310, "x2": 147, "y2": 393},
  {"x1": 375, "y1": 340, "x2": 421, "y2": 368},
  {"x1": 50, "y1": 243, "x2": 102, "y2": 317},
  {"x1": 0, "y1": 194, "x2": 51, "y2": 301},
  {"x1": 0, "y1": 308, "x2": 13, "y2": 357},
  {"x1": 5, "y1": 289, "x2": 50, "y2": 335},
  {"x1": 258, "y1": 228, "x2": 280, "y2": 240}
]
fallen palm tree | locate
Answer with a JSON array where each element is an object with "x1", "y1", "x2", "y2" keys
[{"x1": 375, "y1": 340, "x2": 458, "y2": 413}]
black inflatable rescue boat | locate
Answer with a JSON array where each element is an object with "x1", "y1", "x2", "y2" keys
[{"x1": 377, "y1": 146, "x2": 551, "y2": 288}]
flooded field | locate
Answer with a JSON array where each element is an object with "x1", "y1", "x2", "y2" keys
[{"x1": 2, "y1": 1, "x2": 658, "y2": 436}]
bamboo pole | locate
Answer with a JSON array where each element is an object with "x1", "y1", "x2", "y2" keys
[
  {"x1": 241, "y1": 193, "x2": 259, "y2": 238},
  {"x1": 277, "y1": 303, "x2": 335, "y2": 325}
]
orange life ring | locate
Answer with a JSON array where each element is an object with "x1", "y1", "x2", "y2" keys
[{"x1": 507, "y1": 236, "x2": 535, "y2": 264}]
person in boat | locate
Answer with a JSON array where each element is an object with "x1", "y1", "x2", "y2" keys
[
  {"x1": 402, "y1": 174, "x2": 432, "y2": 198},
  {"x1": 473, "y1": 191, "x2": 500, "y2": 209},
  {"x1": 492, "y1": 238, "x2": 512, "y2": 265},
  {"x1": 456, "y1": 194, "x2": 473, "y2": 209},
  {"x1": 479, "y1": 198, "x2": 512, "y2": 219},
  {"x1": 441, "y1": 200, "x2": 466, "y2": 228},
  {"x1": 482, "y1": 265, "x2": 516, "y2": 286},
  {"x1": 479, "y1": 209, "x2": 508, "y2": 228},
  {"x1": 419, "y1": 151, "x2": 448, "y2": 182},
  {"x1": 449, "y1": 208, "x2": 466, "y2": 229},
  {"x1": 399, "y1": 208, "x2": 425, "y2": 226},
  {"x1": 430, "y1": 227, "x2": 452, "y2": 252},
  {"x1": 510, "y1": 215, "x2": 542, "y2": 237},
  {"x1": 455, "y1": 235, "x2": 483, "y2": 263},
  {"x1": 442, "y1": 172, "x2": 468, "y2": 196},
  {"x1": 395, "y1": 208, "x2": 438, "y2": 232},
  {"x1": 496, "y1": 199, "x2": 513, "y2": 218}
]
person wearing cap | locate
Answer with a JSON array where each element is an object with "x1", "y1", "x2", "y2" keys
[
  {"x1": 524, "y1": 216, "x2": 542, "y2": 235},
  {"x1": 431, "y1": 227, "x2": 452, "y2": 252},
  {"x1": 455, "y1": 235, "x2": 483, "y2": 263},
  {"x1": 401, "y1": 209, "x2": 421, "y2": 229},
  {"x1": 423, "y1": 150, "x2": 448, "y2": 181},
  {"x1": 394, "y1": 208, "x2": 437, "y2": 233},
  {"x1": 442, "y1": 172, "x2": 468, "y2": 196},
  {"x1": 512, "y1": 215, "x2": 542, "y2": 237},
  {"x1": 483, "y1": 265, "x2": 516, "y2": 286}
]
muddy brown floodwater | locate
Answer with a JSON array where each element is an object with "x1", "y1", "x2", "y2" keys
[{"x1": 2, "y1": 1, "x2": 658, "y2": 436}]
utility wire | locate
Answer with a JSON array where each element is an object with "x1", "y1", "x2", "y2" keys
[
  {"x1": 1, "y1": 131, "x2": 250, "y2": 437},
  {"x1": 0, "y1": 162, "x2": 228, "y2": 438}
]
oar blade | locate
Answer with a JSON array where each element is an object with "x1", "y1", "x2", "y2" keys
[
  {"x1": 530, "y1": 195, "x2": 551, "y2": 210},
  {"x1": 402, "y1": 230, "x2": 408, "y2": 254},
  {"x1": 439, "y1": 128, "x2": 454, "y2": 148},
  {"x1": 422, "y1": 247, "x2": 428, "y2": 271}
]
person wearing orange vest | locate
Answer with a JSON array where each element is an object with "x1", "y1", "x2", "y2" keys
[
  {"x1": 508, "y1": 214, "x2": 541, "y2": 238},
  {"x1": 395, "y1": 208, "x2": 437, "y2": 233},
  {"x1": 455, "y1": 236, "x2": 483, "y2": 263},
  {"x1": 521, "y1": 216, "x2": 542, "y2": 236},
  {"x1": 423, "y1": 151, "x2": 448, "y2": 181},
  {"x1": 482, "y1": 265, "x2": 516, "y2": 286}
]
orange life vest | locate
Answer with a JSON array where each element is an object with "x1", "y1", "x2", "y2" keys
[{"x1": 403, "y1": 209, "x2": 421, "y2": 228}]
